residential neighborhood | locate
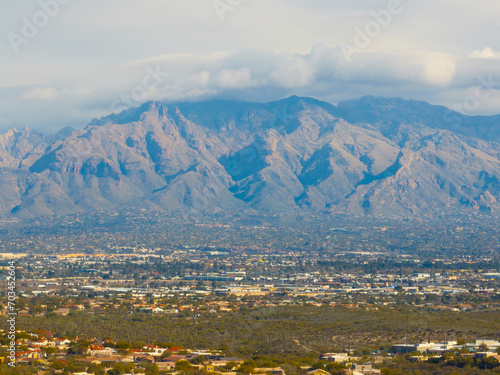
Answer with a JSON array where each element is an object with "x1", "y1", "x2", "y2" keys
[{"x1": 2, "y1": 327, "x2": 500, "y2": 375}]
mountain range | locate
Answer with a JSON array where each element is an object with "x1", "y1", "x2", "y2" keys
[{"x1": 1, "y1": 95, "x2": 499, "y2": 218}]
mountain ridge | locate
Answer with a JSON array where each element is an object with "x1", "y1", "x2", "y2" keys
[{"x1": 1, "y1": 96, "x2": 499, "y2": 218}]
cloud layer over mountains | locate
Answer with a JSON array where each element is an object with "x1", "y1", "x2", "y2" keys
[{"x1": 2, "y1": 1, "x2": 500, "y2": 132}]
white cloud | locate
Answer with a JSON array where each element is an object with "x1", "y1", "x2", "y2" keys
[
  {"x1": 470, "y1": 47, "x2": 500, "y2": 59},
  {"x1": 190, "y1": 71, "x2": 212, "y2": 87},
  {"x1": 269, "y1": 53, "x2": 316, "y2": 88},
  {"x1": 214, "y1": 68, "x2": 254, "y2": 89},
  {"x1": 22, "y1": 87, "x2": 58, "y2": 100},
  {"x1": 421, "y1": 56, "x2": 456, "y2": 86}
]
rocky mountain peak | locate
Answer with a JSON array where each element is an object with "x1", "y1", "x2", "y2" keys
[{"x1": 0, "y1": 96, "x2": 498, "y2": 218}]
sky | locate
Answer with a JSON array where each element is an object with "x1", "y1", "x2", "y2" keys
[{"x1": 1, "y1": 0, "x2": 500, "y2": 133}]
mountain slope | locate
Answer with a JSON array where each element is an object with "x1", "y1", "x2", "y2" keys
[{"x1": 1, "y1": 96, "x2": 499, "y2": 218}]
